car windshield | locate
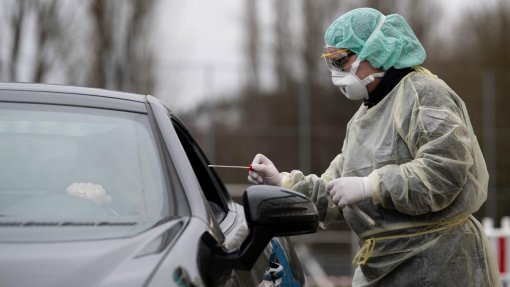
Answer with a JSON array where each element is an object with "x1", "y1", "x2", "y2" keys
[{"x1": 0, "y1": 102, "x2": 168, "y2": 241}]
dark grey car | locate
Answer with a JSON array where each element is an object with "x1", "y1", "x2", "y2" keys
[{"x1": 0, "y1": 83, "x2": 319, "y2": 287}]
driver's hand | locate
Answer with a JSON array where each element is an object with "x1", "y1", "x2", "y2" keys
[{"x1": 66, "y1": 182, "x2": 112, "y2": 205}]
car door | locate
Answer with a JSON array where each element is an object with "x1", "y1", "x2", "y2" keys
[{"x1": 147, "y1": 97, "x2": 306, "y2": 286}]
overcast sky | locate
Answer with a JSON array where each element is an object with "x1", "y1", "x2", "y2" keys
[{"x1": 153, "y1": 0, "x2": 244, "y2": 112}]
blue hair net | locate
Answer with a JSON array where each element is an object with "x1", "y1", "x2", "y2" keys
[{"x1": 324, "y1": 8, "x2": 426, "y2": 70}]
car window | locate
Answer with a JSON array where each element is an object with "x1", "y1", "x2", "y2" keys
[
  {"x1": 0, "y1": 102, "x2": 167, "y2": 231},
  {"x1": 171, "y1": 118, "x2": 232, "y2": 223}
]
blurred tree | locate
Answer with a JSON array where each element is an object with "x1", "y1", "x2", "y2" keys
[
  {"x1": 274, "y1": 0, "x2": 290, "y2": 93},
  {"x1": 453, "y1": 1, "x2": 510, "y2": 68},
  {"x1": 5, "y1": 0, "x2": 28, "y2": 81},
  {"x1": 32, "y1": 0, "x2": 64, "y2": 83},
  {"x1": 88, "y1": 0, "x2": 156, "y2": 94},
  {"x1": 0, "y1": 0, "x2": 75, "y2": 83},
  {"x1": 0, "y1": 0, "x2": 157, "y2": 94},
  {"x1": 445, "y1": 1, "x2": 510, "y2": 219},
  {"x1": 245, "y1": 0, "x2": 260, "y2": 94}
]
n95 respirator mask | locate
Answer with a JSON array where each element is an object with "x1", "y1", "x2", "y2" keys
[{"x1": 330, "y1": 59, "x2": 385, "y2": 100}]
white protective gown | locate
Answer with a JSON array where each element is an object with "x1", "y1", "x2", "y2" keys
[{"x1": 280, "y1": 71, "x2": 500, "y2": 286}]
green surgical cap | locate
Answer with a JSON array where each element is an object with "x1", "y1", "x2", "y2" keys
[{"x1": 324, "y1": 8, "x2": 426, "y2": 70}]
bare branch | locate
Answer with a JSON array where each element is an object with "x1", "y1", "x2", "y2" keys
[{"x1": 8, "y1": 0, "x2": 28, "y2": 81}]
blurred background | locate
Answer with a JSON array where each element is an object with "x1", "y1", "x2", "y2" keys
[{"x1": 1, "y1": 0, "x2": 509, "y2": 285}]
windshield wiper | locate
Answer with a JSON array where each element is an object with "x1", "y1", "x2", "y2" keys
[{"x1": 0, "y1": 221, "x2": 138, "y2": 227}]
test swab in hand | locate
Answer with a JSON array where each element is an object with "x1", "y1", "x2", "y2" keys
[{"x1": 208, "y1": 164, "x2": 253, "y2": 171}]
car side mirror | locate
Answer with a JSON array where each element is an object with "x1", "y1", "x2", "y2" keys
[
  {"x1": 243, "y1": 185, "x2": 319, "y2": 236},
  {"x1": 238, "y1": 185, "x2": 319, "y2": 268},
  {"x1": 204, "y1": 185, "x2": 318, "y2": 283}
]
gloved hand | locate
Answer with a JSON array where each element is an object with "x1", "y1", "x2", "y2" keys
[
  {"x1": 66, "y1": 182, "x2": 112, "y2": 205},
  {"x1": 326, "y1": 177, "x2": 373, "y2": 208},
  {"x1": 248, "y1": 154, "x2": 282, "y2": 186}
]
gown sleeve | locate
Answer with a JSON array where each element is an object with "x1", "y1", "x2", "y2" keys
[{"x1": 280, "y1": 153, "x2": 345, "y2": 228}]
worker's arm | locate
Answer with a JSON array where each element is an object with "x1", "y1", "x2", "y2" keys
[{"x1": 279, "y1": 153, "x2": 345, "y2": 228}]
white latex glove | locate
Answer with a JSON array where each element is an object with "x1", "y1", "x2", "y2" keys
[
  {"x1": 326, "y1": 177, "x2": 373, "y2": 208},
  {"x1": 66, "y1": 182, "x2": 112, "y2": 205},
  {"x1": 248, "y1": 154, "x2": 282, "y2": 186}
]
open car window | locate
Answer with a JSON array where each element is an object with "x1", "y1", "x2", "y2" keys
[{"x1": 171, "y1": 118, "x2": 233, "y2": 224}]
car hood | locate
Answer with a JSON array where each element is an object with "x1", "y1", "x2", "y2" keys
[{"x1": 0, "y1": 218, "x2": 185, "y2": 287}]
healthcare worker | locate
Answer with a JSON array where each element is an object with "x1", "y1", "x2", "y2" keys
[{"x1": 248, "y1": 7, "x2": 500, "y2": 286}]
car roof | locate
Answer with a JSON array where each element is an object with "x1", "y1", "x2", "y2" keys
[
  {"x1": 0, "y1": 82, "x2": 147, "y2": 102},
  {"x1": 0, "y1": 82, "x2": 150, "y2": 112}
]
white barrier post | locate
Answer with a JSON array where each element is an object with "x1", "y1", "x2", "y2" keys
[{"x1": 483, "y1": 217, "x2": 510, "y2": 286}]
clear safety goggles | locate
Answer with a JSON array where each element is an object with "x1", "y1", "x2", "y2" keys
[{"x1": 321, "y1": 49, "x2": 355, "y2": 72}]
